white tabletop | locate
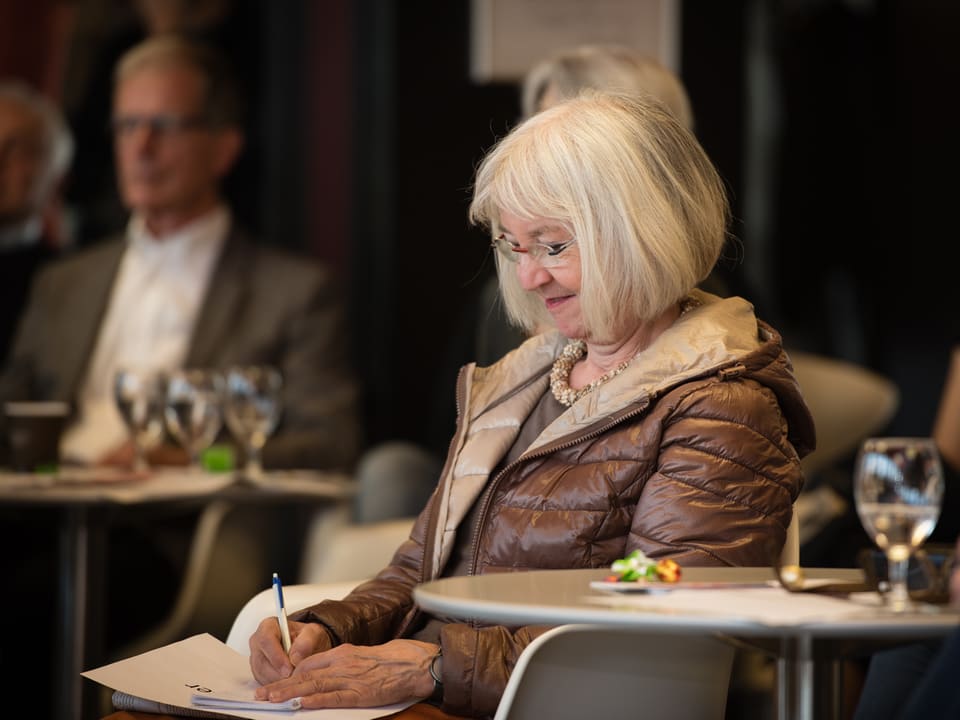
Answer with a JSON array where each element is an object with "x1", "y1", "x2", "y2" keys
[
  {"x1": 414, "y1": 567, "x2": 960, "y2": 720},
  {"x1": 414, "y1": 566, "x2": 959, "y2": 640}
]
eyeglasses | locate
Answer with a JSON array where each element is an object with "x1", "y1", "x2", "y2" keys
[
  {"x1": 110, "y1": 114, "x2": 210, "y2": 136},
  {"x1": 491, "y1": 233, "x2": 577, "y2": 268}
]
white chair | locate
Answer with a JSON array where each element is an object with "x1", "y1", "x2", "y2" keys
[
  {"x1": 225, "y1": 511, "x2": 416, "y2": 654},
  {"x1": 789, "y1": 350, "x2": 900, "y2": 478},
  {"x1": 494, "y1": 624, "x2": 735, "y2": 720},
  {"x1": 225, "y1": 581, "x2": 358, "y2": 654},
  {"x1": 298, "y1": 505, "x2": 416, "y2": 584},
  {"x1": 788, "y1": 350, "x2": 900, "y2": 546}
]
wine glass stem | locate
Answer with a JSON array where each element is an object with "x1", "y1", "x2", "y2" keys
[
  {"x1": 132, "y1": 441, "x2": 148, "y2": 472},
  {"x1": 887, "y1": 553, "x2": 911, "y2": 611},
  {"x1": 246, "y1": 444, "x2": 263, "y2": 479}
]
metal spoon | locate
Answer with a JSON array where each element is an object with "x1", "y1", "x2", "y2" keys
[{"x1": 773, "y1": 562, "x2": 872, "y2": 595}]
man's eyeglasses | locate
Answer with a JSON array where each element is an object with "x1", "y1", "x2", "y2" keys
[
  {"x1": 491, "y1": 233, "x2": 577, "y2": 268},
  {"x1": 110, "y1": 114, "x2": 210, "y2": 136}
]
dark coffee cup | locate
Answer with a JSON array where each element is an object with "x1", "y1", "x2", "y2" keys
[{"x1": 5, "y1": 401, "x2": 70, "y2": 471}]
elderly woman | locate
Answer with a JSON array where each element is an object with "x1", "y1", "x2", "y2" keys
[{"x1": 249, "y1": 91, "x2": 815, "y2": 717}]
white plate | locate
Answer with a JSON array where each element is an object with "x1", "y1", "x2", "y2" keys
[{"x1": 589, "y1": 579, "x2": 769, "y2": 593}]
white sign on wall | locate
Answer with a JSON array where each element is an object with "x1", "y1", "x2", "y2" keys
[{"x1": 470, "y1": 0, "x2": 681, "y2": 83}]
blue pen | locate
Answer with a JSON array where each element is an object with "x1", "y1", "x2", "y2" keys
[{"x1": 272, "y1": 572, "x2": 292, "y2": 653}]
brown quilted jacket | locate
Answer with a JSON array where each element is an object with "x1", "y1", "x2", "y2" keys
[{"x1": 292, "y1": 291, "x2": 815, "y2": 718}]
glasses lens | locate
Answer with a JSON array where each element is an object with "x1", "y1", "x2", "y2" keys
[{"x1": 491, "y1": 236, "x2": 576, "y2": 267}]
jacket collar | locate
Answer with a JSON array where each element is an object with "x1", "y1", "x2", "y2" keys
[{"x1": 469, "y1": 291, "x2": 788, "y2": 454}]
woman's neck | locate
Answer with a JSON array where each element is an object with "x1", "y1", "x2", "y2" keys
[{"x1": 571, "y1": 302, "x2": 682, "y2": 388}]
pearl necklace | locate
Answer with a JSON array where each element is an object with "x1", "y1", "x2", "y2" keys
[
  {"x1": 549, "y1": 340, "x2": 637, "y2": 406},
  {"x1": 549, "y1": 296, "x2": 700, "y2": 407}
]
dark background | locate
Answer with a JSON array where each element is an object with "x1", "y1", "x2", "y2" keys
[{"x1": 3, "y1": 0, "x2": 958, "y2": 459}]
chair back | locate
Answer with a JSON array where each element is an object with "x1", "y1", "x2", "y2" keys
[
  {"x1": 299, "y1": 506, "x2": 416, "y2": 583},
  {"x1": 788, "y1": 350, "x2": 899, "y2": 477},
  {"x1": 494, "y1": 624, "x2": 734, "y2": 720}
]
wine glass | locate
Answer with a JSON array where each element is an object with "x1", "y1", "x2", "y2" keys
[
  {"x1": 853, "y1": 437, "x2": 945, "y2": 611},
  {"x1": 114, "y1": 368, "x2": 165, "y2": 472},
  {"x1": 222, "y1": 366, "x2": 282, "y2": 480},
  {"x1": 164, "y1": 369, "x2": 224, "y2": 472}
]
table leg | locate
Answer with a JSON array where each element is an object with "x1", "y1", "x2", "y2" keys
[
  {"x1": 777, "y1": 634, "x2": 815, "y2": 720},
  {"x1": 55, "y1": 505, "x2": 105, "y2": 720},
  {"x1": 55, "y1": 506, "x2": 87, "y2": 720}
]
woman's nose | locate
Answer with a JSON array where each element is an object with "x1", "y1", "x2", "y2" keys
[{"x1": 516, "y1": 255, "x2": 552, "y2": 290}]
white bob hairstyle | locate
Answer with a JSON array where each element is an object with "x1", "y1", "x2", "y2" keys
[{"x1": 469, "y1": 90, "x2": 729, "y2": 341}]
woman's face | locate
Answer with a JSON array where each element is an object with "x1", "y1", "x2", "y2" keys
[{"x1": 498, "y1": 210, "x2": 585, "y2": 339}]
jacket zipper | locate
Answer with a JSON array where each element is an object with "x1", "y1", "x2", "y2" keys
[{"x1": 466, "y1": 397, "x2": 654, "y2": 577}]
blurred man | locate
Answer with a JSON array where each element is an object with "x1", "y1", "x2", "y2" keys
[
  {"x1": 0, "y1": 81, "x2": 74, "y2": 363},
  {"x1": 0, "y1": 35, "x2": 360, "y2": 470},
  {"x1": 0, "y1": 38, "x2": 363, "y2": 717}
]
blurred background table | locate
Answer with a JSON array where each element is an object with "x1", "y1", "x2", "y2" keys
[{"x1": 0, "y1": 467, "x2": 355, "y2": 720}]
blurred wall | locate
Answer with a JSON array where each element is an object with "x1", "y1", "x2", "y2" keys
[{"x1": 2, "y1": 0, "x2": 958, "y2": 453}]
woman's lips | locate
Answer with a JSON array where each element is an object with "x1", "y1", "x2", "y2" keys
[{"x1": 544, "y1": 295, "x2": 573, "y2": 311}]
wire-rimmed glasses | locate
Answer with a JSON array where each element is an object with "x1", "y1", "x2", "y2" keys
[{"x1": 490, "y1": 234, "x2": 577, "y2": 268}]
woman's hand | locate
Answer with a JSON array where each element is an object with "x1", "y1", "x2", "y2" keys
[
  {"x1": 249, "y1": 617, "x2": 333, "y2": 684},
  {"x1": 254, "y1": 639, "x2": 438, "y2": 709}
]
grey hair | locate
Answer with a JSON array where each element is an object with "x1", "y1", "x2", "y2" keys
[
  {"x1": 114, "y1": 34, "x2": 243, "y2": 128},
  {"x1": 0, "y1": 81, "x2": 74, "y2": 196},
  {"x1": 521, "y1": 44, "x2": 694, "y2": 131},
  {"x1": 470, "y1": 91, "x2": 728, "y2": 340}
]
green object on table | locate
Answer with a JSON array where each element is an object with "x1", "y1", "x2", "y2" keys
[{"x1": 201, "y1": 444, "x2": 235, "y2": 472}]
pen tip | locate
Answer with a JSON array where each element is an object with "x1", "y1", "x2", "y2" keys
[{"x1": 273, "y1": 572, "x2": 279, "y2": 581}]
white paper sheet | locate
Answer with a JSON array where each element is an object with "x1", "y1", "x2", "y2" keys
[{"x1": 82, "y1": 633, "x2": 417, "y2": 720}]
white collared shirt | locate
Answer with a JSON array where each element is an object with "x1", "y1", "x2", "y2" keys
[{"x1": 60, "y1": 206, "x2": 229, "y2": 464}]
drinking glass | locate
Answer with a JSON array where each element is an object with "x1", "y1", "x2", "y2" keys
[
  {"x1": 164, "y1": 369, "x2": 224, "y2": 471},
  {"x1": 853, "y1": 437, "x2": 945, "y2": 611},
  {"x1": 114, "y1": 368, "x2": 165, "y2": 472},
  {"x1": 222, "y1": 366, "x2": 282, "y2": 480}
]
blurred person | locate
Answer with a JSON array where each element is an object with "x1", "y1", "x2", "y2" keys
[
  {"x1": 0, "y1": 38, "x2": 360, "y2": 703},
  {"x1": 62, "y1": 0, "x2": 261, "y2": 242},
  {"x1": 0, "y1": 80, "x2": 74, "y2": 363},
  {"x1": 0, "y1": 34, "x2": 360, "y2": 471},
  {"x1": 932, "y1": 344, "x2": 960, "y2": 542},
  {"x1": 893, "y1": 537, "x2": 960, "y2": 720},
  {"x1": 852, "y1": 533, "x2": 960, "y2": 720},
  {"x1": 245, "y1": 91, "x2": 813, "y2": 716},
  {"x1": 521, "y1": 42, "x2": 694, "y2": 132}
]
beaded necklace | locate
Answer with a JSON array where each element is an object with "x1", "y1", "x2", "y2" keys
[
  {"x1": 549, "y1": 296, "x2": 699, "y2": 407},
  {"x1": 549, "y1": 340, "x2": 635, "y2": 406}
]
